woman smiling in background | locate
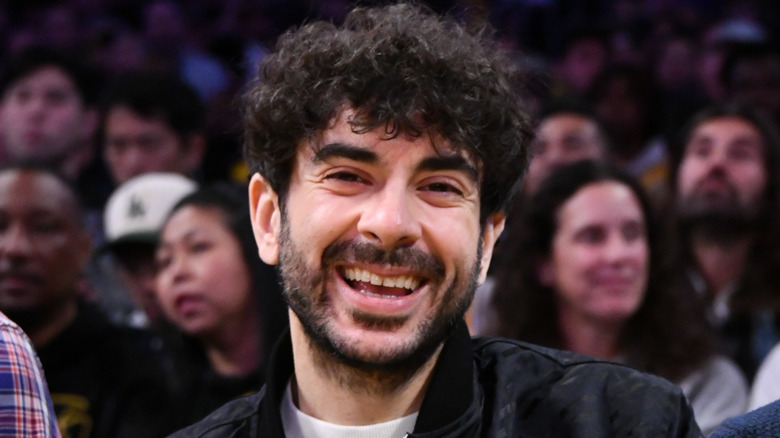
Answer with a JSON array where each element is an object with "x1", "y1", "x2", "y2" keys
[{"x1": 490, "y1": 160, "x2": 747, "y2": 435}]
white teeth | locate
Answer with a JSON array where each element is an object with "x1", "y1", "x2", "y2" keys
[{"x1": 343, "y1": 268, "x2": 421, "y2": 291}]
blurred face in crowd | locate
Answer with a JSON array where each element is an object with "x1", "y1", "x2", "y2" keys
[
  {"x1": 557, "y1": 38, "x2": 608, "y2": 95},
  {"x1": 0, "y1": 169, "x2": 90, "y2": 316},
  {"x1": 250, "y1": 109, "x2": 503, "y2": 369},
  {"x1": 155, "y1": 205, "x2": 255, "y2": 339},
  {"x1": 676, "y1": 117, "x2": 768, "y2": 224},
  {"x1": 0, "y1": 67, "x2": 96, "y2": 162},
  {"x1": 728, "y1": 55, "x2": 780, "y2": 118},
  {"x1": 112, "y1": 243, "x2": 162, "y2": 323},
  {"x1": 656, "y1": 37, "x2": 697, "y2": 89},
  {"x1": 103, "y1": 106, "x2": 203, "y2": 184},
  {"x1": 525, "y1": 113, "x2": 607, "y2": 194},
  {"x1": 538, "y1": 181, "x2": 648, "y2": 326}
]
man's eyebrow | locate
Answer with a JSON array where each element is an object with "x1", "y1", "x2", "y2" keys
[
  {"x1": 312, "y1": 142, "x2": 378, "y2": 164},
  {"x1": 417, "y1": 155, "x2": 478, "y2": 182},
  {"x1": 311, "y1": 142, "x2": 478, "y2": 181}
]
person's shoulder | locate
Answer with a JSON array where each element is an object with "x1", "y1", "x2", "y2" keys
[
  {"x1": 168, "y1": 390, "x2": 265, "y2": 438},
  {"x1": 711, "y1": 398, "x2": 780, "y2": 438},
  {"x1": 473, "y1": 336, "x2": 682, "y2": 393},
  {"x1": 476, "y1": 335, "x2": 619, "y2": 364},
  {"x1": 472, "y1": 336, "x2": 700, "y2": 436}
]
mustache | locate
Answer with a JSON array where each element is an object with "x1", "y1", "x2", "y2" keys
[
  {"x1": 693, "y1": 173, "x2": 737, "y2": 194},
  {"x1": 321, "y1": 240, "x2": 445, "y2": 281},
  {"x1": 0, "y1": 267, "x2": 42, "y2": 283}
]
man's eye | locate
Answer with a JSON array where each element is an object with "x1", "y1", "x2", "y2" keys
[
  {"x1": 425, "y1": 182, "x2": 462, "y2": 195},
  {"x1": 326, "y1": 172, "x2": 363, "y2": 183}
]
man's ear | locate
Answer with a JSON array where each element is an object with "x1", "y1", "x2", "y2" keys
[
  {"x1": 249, "y1": 173, "x2": 281, "y2": 265},
  {"x1": 477, "y1": 212, "x2": 506, "y2": 284}
]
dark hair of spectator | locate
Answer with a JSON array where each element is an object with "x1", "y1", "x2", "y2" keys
[
  {"x1": 491, "y1": 160, "x2": 715, "y2": 382},
  {"x1": 668, "y1": 103, "x2": 780, "y2": 313},
  {"x1": 0, "y1": 160, "x2": 85, "y2": 224},
  {"x1": 556, "y1": 26, "x2": 611, "y2": 60},
  {"x1": 720, "y1": 42, "x2": 780, "y2": 92},
  {"x1": 166, "y1": 184, "x2": 288, "y2": 358},
  {"x1": 241, "y1": 3, "x2": 532, "y2": 223},
  {"x1": 536, "y1": 97, "x2": 613, "y2": 152},
  {"x1": 0, "y1": 46, "x2": 99, "y2": 105},
  {"x1": 101, "y1": 71, "x2": 205, "y2": 141},
  {"x1": 586, "y1": 63, "x2": 661, "y2": 149}
]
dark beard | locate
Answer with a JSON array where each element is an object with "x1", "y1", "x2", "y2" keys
[
  {"x1": 277, "y1": 218, "x2": 481, "y2": 395},
  {"x1": 678, "y1": 210, "x2": 760, "y2": 243}
]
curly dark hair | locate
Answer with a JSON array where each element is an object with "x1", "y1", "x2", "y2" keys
[
  {"x1": 241, "y1": 3, "x2": 532, "y2": 222},
  {"x1": 491, "y1": 160, "x2": 715, "y2": 382}
]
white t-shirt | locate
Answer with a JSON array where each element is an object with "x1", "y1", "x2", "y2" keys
[
  {"x1": 750, "y1": 343, "x2": 780, "y2": 410},
  {"x1": 281, "y1": 381, "x2": 419, "y2": 438}
]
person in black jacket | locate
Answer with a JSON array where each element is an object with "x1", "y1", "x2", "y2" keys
[
  {"x1": 171, "y1": 3, "x2": 702, "y2": 437},
  {"x1": 0, "y1": 162, "x2": 175, "y2": 438}
]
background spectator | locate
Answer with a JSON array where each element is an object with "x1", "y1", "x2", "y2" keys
[
  {"x1": 668, "y1": 104, "x2": 780, "y2": 381},
  {"x1": 0, "y1": 163, "x2": 174, "y2": 438},
  {"x1": 98, "y1": 172, "x2": 197, "y2": 327},
  {"x1": 99, "y1": 71, "x2": 206, "y2": 187},
  {"x1": 490, "y1": 160, "x2": 747, "y2": 435},
  {"x1": 154, "y1": 185, "x2": 287, "y2": 429}
]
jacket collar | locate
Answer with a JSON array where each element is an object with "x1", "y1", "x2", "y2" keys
[{"x1": 257, "y1": 320, "x2": 477, "y2": 436}]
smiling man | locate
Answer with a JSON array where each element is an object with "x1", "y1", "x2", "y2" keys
[{"x1": 171, "y1": 4, "x2": 701, "y2": 437}]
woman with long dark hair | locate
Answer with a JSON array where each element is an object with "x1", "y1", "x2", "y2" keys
[
  {"x1": 490, "y1": 160, "x2": 747, "y2": 435},
  {"x1": 154, "y1": 184, "x2": 288, "y2": 428}
]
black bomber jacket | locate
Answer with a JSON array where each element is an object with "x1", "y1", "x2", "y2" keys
[{"x1": 169, "y1": 321, "x2": 703, "y2": 437}]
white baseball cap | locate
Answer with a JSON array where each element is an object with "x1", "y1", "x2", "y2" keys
[{"x1": 103, "y1": 173, "x2": 198, "y2": 248}]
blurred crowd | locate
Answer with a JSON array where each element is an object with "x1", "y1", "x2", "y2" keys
[{"x1": 0, "y1": 0, "x2": 780, "y2": 437}]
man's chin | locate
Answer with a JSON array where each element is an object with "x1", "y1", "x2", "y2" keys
[{"x1": 303, "y1": 312, "x2": 450, "y2": 373}]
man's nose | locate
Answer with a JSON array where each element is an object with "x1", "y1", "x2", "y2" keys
[
  {"x1": 124, "y1": 146, "x2": 148, "y2": 174},
  {"x1": 357, "y1": 185, "x2": 421, "y2": 249}
]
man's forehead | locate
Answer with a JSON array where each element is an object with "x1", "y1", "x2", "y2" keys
[
  {"x1": 690, "y1": 117, "x2": 764, "y2": 144},
  {"x1": 0, "y1": 170, "x2": 79, "y2": 214},
  {"x1": 12, "y1": 66, "x2": 77, "y2": 92},
  {"x1": 310, "y1": 111, "x2": 478, "y2": 163},
  {"x1": 303, "y1": 133, "x2": 481, "y2": 178}
]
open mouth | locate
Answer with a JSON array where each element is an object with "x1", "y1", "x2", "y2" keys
[{"x1": 341, "y1": 267, "x2": 424, "y2": 298}]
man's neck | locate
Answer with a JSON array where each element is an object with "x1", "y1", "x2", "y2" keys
[
  {"x1": 21, "y1": 300, "x2": 78, "y2": 348},
  {"x1": 691, "y1": 232, "x2": 752, "y2": 296},
  {"x1": 288, "y1": 315, "x2": 441, "y2": 426}
]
